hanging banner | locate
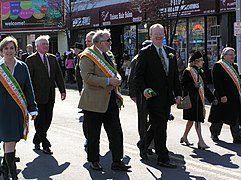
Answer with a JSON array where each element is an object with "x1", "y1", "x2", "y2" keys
[{"x1": 1, "y1": 0, "x2": 64, "y2": 31}]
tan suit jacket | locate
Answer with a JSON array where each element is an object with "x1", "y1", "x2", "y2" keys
[{"x1": 78, "y1": 46, "x2": 114, "y2": 113}]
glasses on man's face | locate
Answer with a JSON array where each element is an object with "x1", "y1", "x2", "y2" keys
[
  {"x1": 102, "y1": 38, "x2": 112, "y2": 42},
  {"x1": 226, "y1": 53, "x2": 236, "y2": 57}
]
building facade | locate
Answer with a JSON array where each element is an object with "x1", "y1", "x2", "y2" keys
[
  {"x1": 0, "y1": 0, "x2": 237, "y2": 82},
  {"x1": 70, "y1": 0, "x2": 236, "y2": 82}
]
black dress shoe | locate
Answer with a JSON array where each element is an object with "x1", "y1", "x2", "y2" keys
[
  {"x1": 43, "y1": 147, "x2": 53, "y2": 155},
  {"x1": 90, "y1": 162, "x2": 103, "y2": 171},
  {"x1": 157, "y1": 161, "x2": 177, "y2": 168},
  {"x1": 111, "y1": 161, "x2": 131, "y2": 171},
  {"x1": 147, "y1": 149, "x2": 153, "y2": 155},
  {"x1": 233, "y1": 137, "x2": 241, "y2": 144},
  {"x1": 34, "y1": 144, "x2": 40, "y2": 150},
  {"x1": 140, "y1": 151, "x2": 148, "y2": 160},
  {"x1": 15, "y1": 157, "x2": 20, "y2": 162},
  {"x1": 211, "y1": 135, "x2": 219, "y2": 142}
]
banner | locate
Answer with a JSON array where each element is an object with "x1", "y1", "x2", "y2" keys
[{"x1": 1, "y1": 0, "x2": 63, "y2": 30}]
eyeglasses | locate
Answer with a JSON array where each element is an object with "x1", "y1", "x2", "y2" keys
[
  {"x1": 102, "y1": 38, "x2": 112, "y2": 42},
  {"x1": 226, "y1": 53, "x2": 236, "y2": 57}
]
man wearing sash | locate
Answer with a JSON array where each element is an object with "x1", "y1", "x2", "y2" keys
[
  {"x1": 0, "y1": 36, "x2": 37, "y2": 180},
  {"x1": 78, "y1": 29, "x2": 131, "y2": 171},
  {"x1": 208, "y1": 47, "x2": 241, "y2": 143}
]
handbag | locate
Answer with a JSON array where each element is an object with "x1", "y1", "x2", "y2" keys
[{"x1": 177, "y1": 93, "x2": 192, "y2": 109}]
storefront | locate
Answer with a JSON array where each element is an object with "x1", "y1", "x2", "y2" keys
[
  {"x1": 71, "y1": 0, "x2": 237, "y2": 81},
  {"x1": 72, "y1": 2, "x2": 142, "y2": 70}
]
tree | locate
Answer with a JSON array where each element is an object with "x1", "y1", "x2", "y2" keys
[
  {"x1": 130, "y1": 0, "x2": 188, "y2": 47},
  {"x1": 51, "y1": 0, "x2": 98, "y2": 48}
]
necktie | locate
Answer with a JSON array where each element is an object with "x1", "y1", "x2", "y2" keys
[
  {"x1": 43, "y1": 54, "x2": 48, "y2": 69},
  {"x1": 43, "y1": 54, "x2": 49, "y2": 77},
  {"x1": 103, "y1": 52, "x2": 114, "y2": 67},
  {"x1": 159, "y1": 48, "x2": 168, "y2": 75}
]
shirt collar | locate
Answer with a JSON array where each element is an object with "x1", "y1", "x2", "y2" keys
[{"x1": 0, "y1": 57, "x2": 19, "y2": 66}]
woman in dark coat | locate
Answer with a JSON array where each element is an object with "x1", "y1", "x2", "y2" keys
[
  {"x1": 208, "y1": 47, "x2": 241, "y2": 143},
  {"x1": 180, "y1": 51, "x2": 216, "y2": 149},
  {"x1": 0, "y1": 36, "x2": 37, "y2": 179}
]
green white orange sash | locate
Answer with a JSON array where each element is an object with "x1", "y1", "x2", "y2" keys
[
  {"x1": 186, "y1": 66, "x2": 206, "y2": 117},
  {"x1": 0, "y1": 63, "x2": 29, "y2": 140},
  {"x1": 80, "y1": 48, "x2": 123, "y2": 108},
  {"x1": 218, "y1": 60, "x2": 241, "y2": 96}
]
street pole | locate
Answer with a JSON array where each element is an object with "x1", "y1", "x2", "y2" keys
[{"x1": 236, "y1": 0, "x2": 241, "y2": 72}]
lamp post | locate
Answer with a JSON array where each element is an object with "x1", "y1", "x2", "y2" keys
[{"x1": 236, "y1": 0, "x2": 241, "y2": 71}]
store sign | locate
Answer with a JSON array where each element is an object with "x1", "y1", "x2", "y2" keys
[
  {"x1": 72, "y1": 8, "x2": 100, "y2": 29},
  {"x1": 100, "y1": 2, "x2": 142, "y2": 26},
  {"x1": 158, "y1": 0, "x2": 216, "y2": 18},
  {"x1": 1, "y1": 0, "x2": 64, "y2": 31},
  {"x1": 220, "y1": 0, "x2": 236, "y2": 12},
  {"x1": 234, "y1": 22, "x2": 241, "y2": 36}
]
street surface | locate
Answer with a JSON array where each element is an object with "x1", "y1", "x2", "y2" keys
[{"x1": 1, "y1": 88, "x2": 241, "y2": 180}]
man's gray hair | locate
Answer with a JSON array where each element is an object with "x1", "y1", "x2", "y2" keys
[
  {"x1": 92, "y1": 29, "x2": 110, "y2": 43},
  {"x1": 35, "y1": 35, "x2": 50, "y2": 47},
  {"x1": 149, "y1": 23, "x2": 164, "y2": 36}
]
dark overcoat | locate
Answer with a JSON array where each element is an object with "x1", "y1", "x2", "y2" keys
[
  {"x1": 208, "y1": 61, "x2": 240, "y2": 126},
  {"x1": 0, "y1": 60, "x2": 37, "y2": 141},
  {"x1": 182, "y1": 66, "x2": 215, "y2": 122}
]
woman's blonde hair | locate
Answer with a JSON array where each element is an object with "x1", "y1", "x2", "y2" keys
[{"x1": 0, "y1": 36, "x2": 18, "y2": 52}]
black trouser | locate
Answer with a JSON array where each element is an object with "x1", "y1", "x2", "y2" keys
[
  {"x1": 75, "y1": 66, "x2": 83, "y2": 92},
  {"x1": 136, "y1": 92, "x2": 152, "y2": 150},
  {"x1": 85, "y1": 91, "x2": 123, "y2": 163},
  {"x1": 149, "y1": 105, "x2": 170, "y2": 163},
  {"x1": 210, "y1": 119, "x2": 241, "y2": 140},
  {"x1": 33, "y1": 93, "x2": 54, "y2": 149}
]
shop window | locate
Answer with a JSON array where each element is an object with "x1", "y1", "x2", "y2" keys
[
  {"x1": 207, "y1": 16, "x2": 218, "y2": 70},
  {"x1": 173, "y1": 19, "x2": 187, "y2": 65},
  {"x1": 189, "y1": 17, "x2": 205, "y2": 56},
  {"x1": 123, "y1": 25, "x2": 136, "y2": 59},
  {"x1": 138, "y1": 23, "x2": 149, "y2": 51}
]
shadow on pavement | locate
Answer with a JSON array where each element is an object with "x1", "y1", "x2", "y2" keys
[
  {"x1": 21, "y1": 150, "x2": 70, "y2": 180},
  {"x1": 215, "y1": 140, "x2": 241, "y2": 157},
  {"x1": 139, "y1": 151, "x2": 200, "y2": 180},
  {"x1": 190, "y1": 145, "x2": 239, "y2": 169},
  {"x1": 83, "y1": 151, "x2": 131, "y2": 180}
]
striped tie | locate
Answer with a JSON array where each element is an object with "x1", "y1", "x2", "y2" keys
[{"x1": 159, "y1": 48, "x2": 168, "y2": 75}]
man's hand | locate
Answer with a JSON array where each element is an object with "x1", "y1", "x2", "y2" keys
[
  {"x1": 110, "y1": 78, "x2": 121, "y2": 87},
  {"x1": 175, "y1": 96, "x2": 181, "y2": 104},
  {"x1": 61, "y1": 93, "x2": 66, "y2": 100},
  {"x1": 130, "y1": 97, "x2": 136, "y2": 103},
  {"x1": 143, "y1": 88, "x2": 152, "y2": 99},
  {"x1": 220, "y1": 96, "x2": 227, "y2": 103}
]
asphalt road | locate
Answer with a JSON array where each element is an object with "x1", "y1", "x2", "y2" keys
[{"x1": 1, "y1": 88, "x2": 241, "y2": 180}]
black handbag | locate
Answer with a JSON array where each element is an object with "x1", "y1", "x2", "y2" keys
[{"x1": 177, "y1": 93, "x2": 192, "y2": 110}]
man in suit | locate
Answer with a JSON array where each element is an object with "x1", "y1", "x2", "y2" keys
[
  {"x1": 21, "y1": 44, "x2": 33, "y2": 62},
  {"x1": 135, "y1": 23, "x2": 181, "y2": 168},
  {"x1": 79, "y1": 29, "x2": 131, "y2": 171},
  {"x1": 26, "y1": 35, "x2": 66, "y2": 154},
  {"x1": 73, "y1": 42, "x2": 84, "y2": 95}
]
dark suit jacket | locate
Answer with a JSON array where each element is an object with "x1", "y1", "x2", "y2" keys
[
  {"x1": 26, "y1": 52, "x2": 66, "y2": 104},
  {"x1": 135, "y1": 44, "x2": 181, "y2": 107},
  {"x1": 22, "y1": 52, "x2": 32, "y2": 62}
]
